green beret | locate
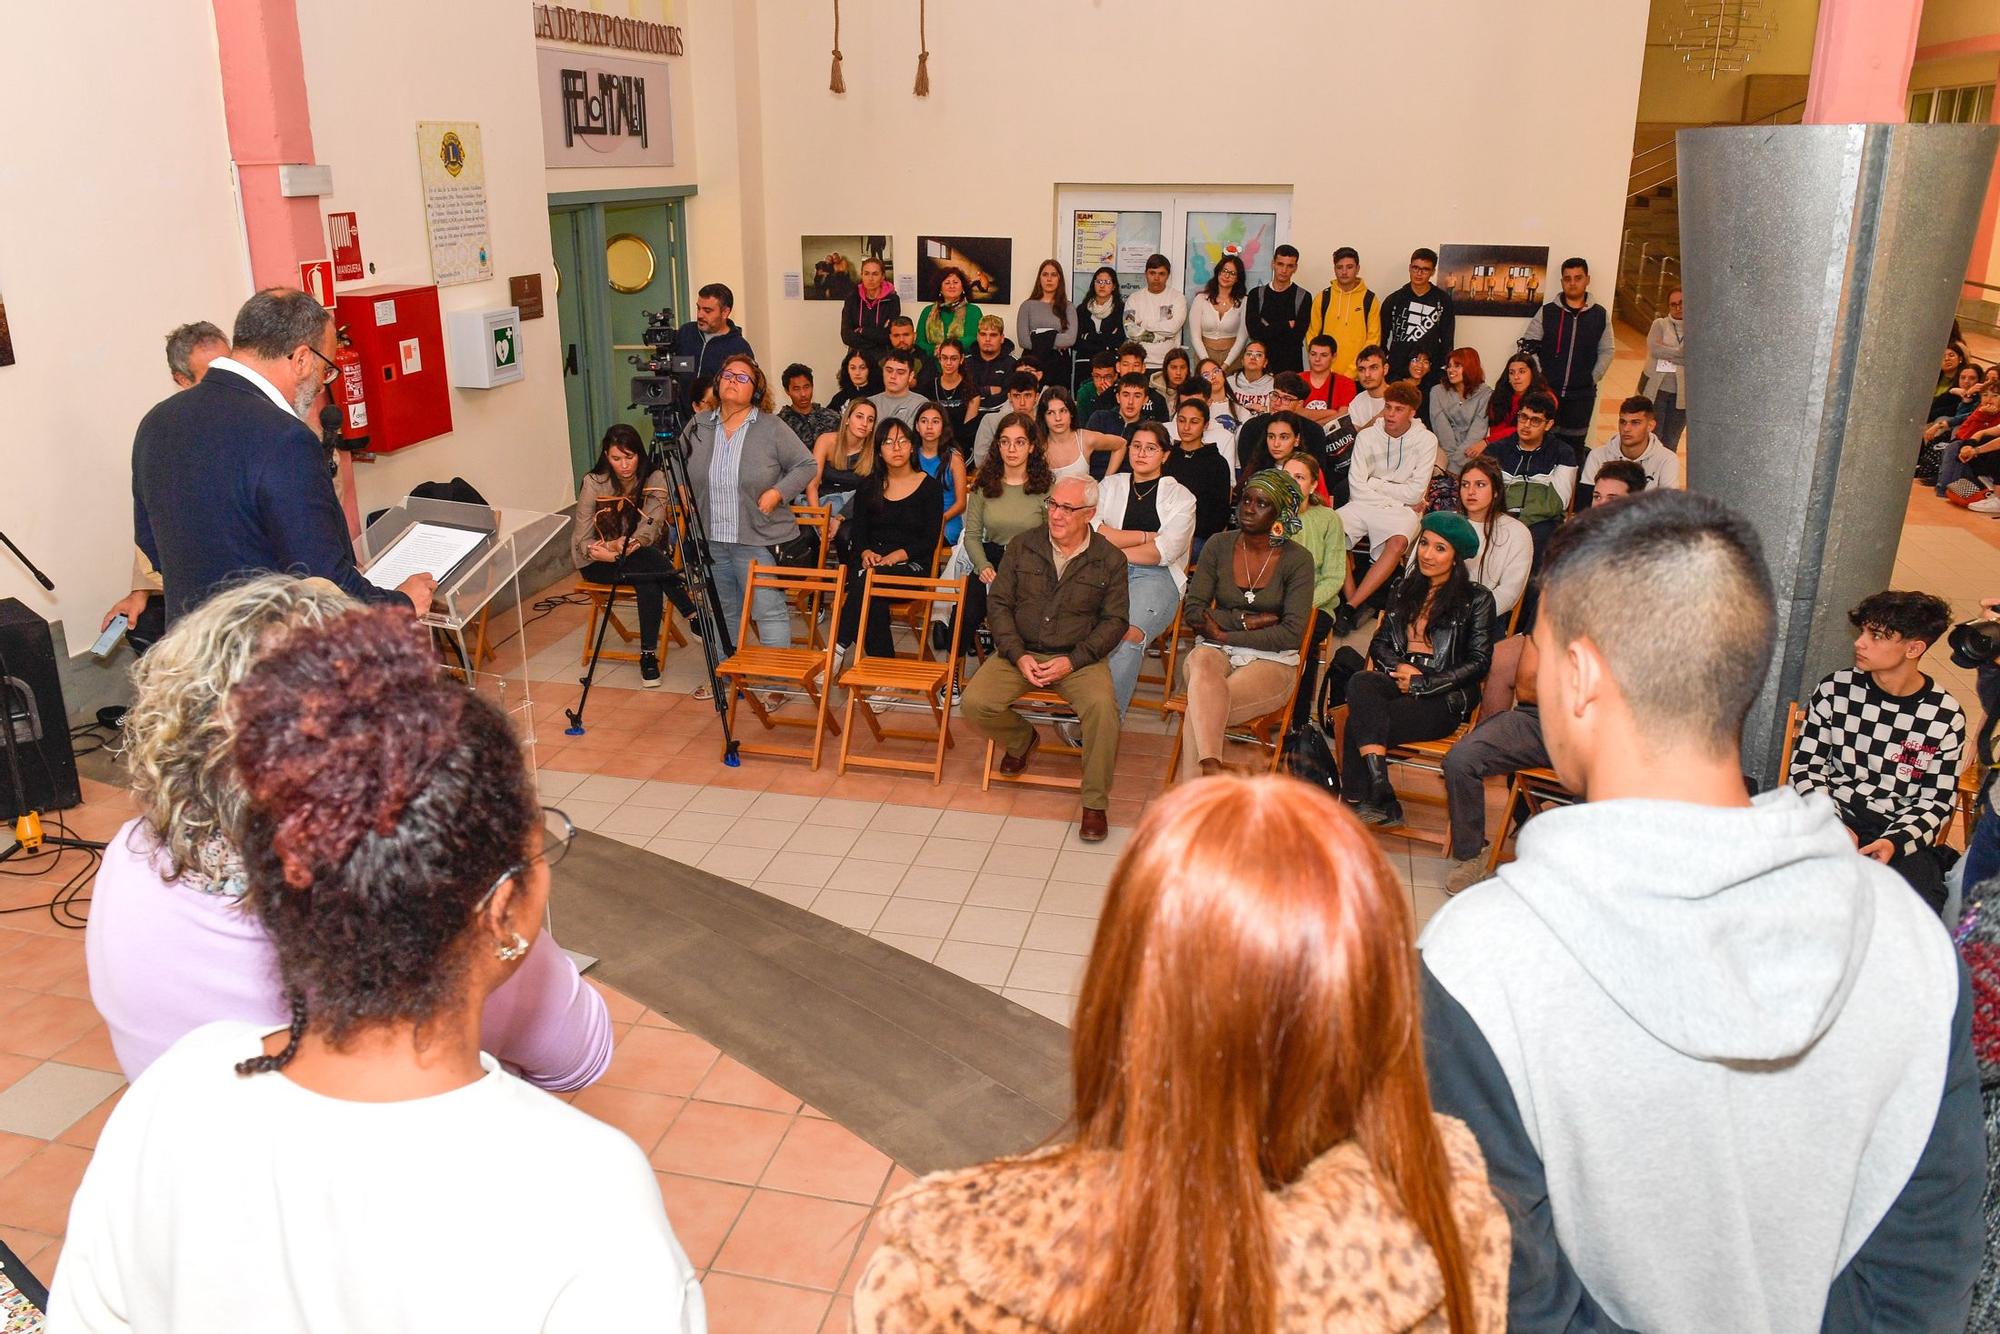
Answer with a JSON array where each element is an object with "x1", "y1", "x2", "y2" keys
[{"x1": 1421, "y1": 510, "x2": 1480, "y2": 561}]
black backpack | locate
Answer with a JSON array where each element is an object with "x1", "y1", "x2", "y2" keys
[{"x1": 1284, "y1": 721, "x2": 1340, "y2": 793}]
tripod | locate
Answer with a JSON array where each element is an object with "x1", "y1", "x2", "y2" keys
[
  {"x1": 0, "y1": 528, "x2": 103, "y2": 863},
  {"x1": 564, "y1": 411, "x2": 739, "y2": 765}
]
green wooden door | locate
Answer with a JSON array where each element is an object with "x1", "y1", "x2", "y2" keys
[
  {"x1": 602, "y1": 199, "x2": 688, "y2": 442},
  {"x1": 548, "y1": 207, "x2": 600, "y2": 483}
]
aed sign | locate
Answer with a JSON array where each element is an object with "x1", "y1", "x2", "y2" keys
[
  {"x1": 536, "y1": 47, "x2": 673, "y2": 168},
  {"x1": 446, "y1": 306, "x2": 525, "y2": 390}
]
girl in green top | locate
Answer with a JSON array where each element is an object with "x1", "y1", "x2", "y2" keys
[
  {"x1": 917, "y1": 267, "x2": 984, "y2": 361},
  {"x1": 953, "y1": 411, "x2": 1052, "y2": 664},
  {"x1": 1280, "y1": 452, "x2": 1349, "y2": 724}
]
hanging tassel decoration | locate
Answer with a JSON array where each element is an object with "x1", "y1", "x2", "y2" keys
[
  {"x1": 912, "y1": 0, "x2": 929, "y2": 96},
  {"x1": 829, "y1": 0, "x2": 846, "y2": 94}
]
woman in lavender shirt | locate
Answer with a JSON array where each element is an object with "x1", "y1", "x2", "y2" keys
[{"x1": 85, "y1": 575, "x2": 612, "y2": 1088}]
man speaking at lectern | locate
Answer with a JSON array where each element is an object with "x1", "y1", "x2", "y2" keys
[{"x1": 131, "y1": 287, "x2": 434, "y2": 624}]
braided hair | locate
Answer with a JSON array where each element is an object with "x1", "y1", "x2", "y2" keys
[{"x1": 228, "y1": 607, "x2": 538, "y2": 1073}]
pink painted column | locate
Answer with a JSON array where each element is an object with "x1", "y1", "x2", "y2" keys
[
  {"x1": 210, "y1": 0, "x2": 325, "y2": 289},
  {"x1": 1970, "y1": 58, "x2": 2000, "y2": 300},
  {"x1": 209, "y1": 0, "x2": 359, "y2": 531},
  {"x1": 1803, "y1": 0, "x2": 1923, "y2": 124}
]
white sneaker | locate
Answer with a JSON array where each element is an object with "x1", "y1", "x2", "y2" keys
[{"x1": 1967, "y1": 494, "x2": 2000, "y2": 515}]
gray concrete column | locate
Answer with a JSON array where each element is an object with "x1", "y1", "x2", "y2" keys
[{"x1": 1676, "y1": 122, "x2": 2000, "y2": 785}]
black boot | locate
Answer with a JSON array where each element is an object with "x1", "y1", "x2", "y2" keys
[{"x1": 1360, "y1": 753, "x2": 1403, "y2": 827}]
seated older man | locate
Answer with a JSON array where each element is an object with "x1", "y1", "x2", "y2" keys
[{"x1": 958, "y1": 475, "x2": 1129, "y2": 841}]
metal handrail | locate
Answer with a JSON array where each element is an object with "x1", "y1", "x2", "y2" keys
[{"x1": 1627, "y1": 96, "x2": 1808, "y2": 199}]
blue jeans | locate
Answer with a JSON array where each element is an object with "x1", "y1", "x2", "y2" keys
[
  {"x1": 1965, "y1": 798, "x2": 2000, "y2": 892},
  {"x1": 710, "y1": 540, "x2": 794, "y2": 651},
  {"x1": 1107, "y1": 563, "x2": 1182, "y2": 715}
]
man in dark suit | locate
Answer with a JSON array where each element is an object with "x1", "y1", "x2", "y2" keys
[{"x1": 132, "y1": 287, "x2": 434, "y2": 623}]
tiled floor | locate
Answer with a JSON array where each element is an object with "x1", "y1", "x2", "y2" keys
[
  {"x1": 0, "y1": 791, "x2": 905, "y2": 1331},
  {"x1": 3, "y1": 330, "x2": 1995, "y2": 1332}
]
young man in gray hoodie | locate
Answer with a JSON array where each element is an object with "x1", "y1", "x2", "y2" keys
[{"x1": 1420, "y1": 491, "x2": 1983, "y2": 1333}]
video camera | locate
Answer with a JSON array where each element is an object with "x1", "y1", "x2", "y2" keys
[{"x1": 628, "y1": 307, "x2": 697, "y2": 416}]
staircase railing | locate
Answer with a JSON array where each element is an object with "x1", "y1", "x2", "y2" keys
[{"x1": 1627, "y1": 96, "x2": 1808, "y2": 200}]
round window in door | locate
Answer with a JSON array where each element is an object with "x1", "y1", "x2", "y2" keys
[{"x1": 606, "y1": 233, "x2": 656, "y2": 294}]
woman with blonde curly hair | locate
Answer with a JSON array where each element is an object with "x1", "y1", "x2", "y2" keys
[{"x1": 85, "y1": 575, "x2": 612, "y2": 1088}]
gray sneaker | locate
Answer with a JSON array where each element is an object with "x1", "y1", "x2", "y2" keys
[{"x1": 1053, "y1": 719, "x2": 1083, "y2": 749}]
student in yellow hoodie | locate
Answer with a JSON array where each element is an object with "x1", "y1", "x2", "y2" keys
[{"x1": 1305, "y1": 246, "x2": 1381, "y2": 379}]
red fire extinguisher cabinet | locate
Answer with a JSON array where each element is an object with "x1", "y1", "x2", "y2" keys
[{"x1": 331, "y1": 284, "x2": 454, "y2": 453}]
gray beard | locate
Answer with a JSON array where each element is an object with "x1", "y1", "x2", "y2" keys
[{"x1": 291, "y1": 378, "x2": 321, "y2": 423}]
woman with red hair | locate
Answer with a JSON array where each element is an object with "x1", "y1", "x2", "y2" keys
[
  {"x1": 1431, "y1": 348, "x2": 1493, "y2": 476},
  {"x1": 851, "y1": 776, "x2": 1510, "y2": 1333}
]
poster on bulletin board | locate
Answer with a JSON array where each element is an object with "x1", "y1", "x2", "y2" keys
[
  {"x1": 1069, "y1": 210, "x2": 1162, "y2": 301},
  {"x1": 417, "y1": 121, "x2": 494, "y2": 287}
]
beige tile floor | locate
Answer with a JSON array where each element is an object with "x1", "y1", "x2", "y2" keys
[
  {"x1": 0, "y1": 787, "x2": 906, "y2": 1332},
  {"x1": 2, "y1": 330, "x2": 1993, "y2": 1334}
]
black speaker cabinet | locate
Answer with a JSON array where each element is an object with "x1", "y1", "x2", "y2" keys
[{"x1": 0, "y1": 599, "x2": 81, "y2": 819}]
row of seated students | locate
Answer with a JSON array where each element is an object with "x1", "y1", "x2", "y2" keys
[
  {"x1": 54, "y1": 491, "x2": 1993, "y2": 1331},
  {"x1": 1926, "y1": 343, "x2": 2000, "y2": 509}
]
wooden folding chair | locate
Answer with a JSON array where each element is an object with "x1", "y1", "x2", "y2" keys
[
  {"x1": 713, "y1": 562, "x2": 845, "y2": 768},
  {"x1": 1778, "y1": 701, "x2": 1805, "y2": 784},
  {"x1": 888, "y1": 541, "x2": 949, "y2": 653},
  {"x1": 1161, "y1": 608, "x2": 1318, "y2": 783},
  {"x1": 837, "y1": 572, "x2": 966, "y2": 783},
  {"x1": 577, "y1": 579, "x2": 689, "y2": 666},
  {"x1": 980, "y1": 688, "x2": 1086, "y2": 793},
  {"x1": 1483, "y1": 765, "x2": 1575, "y2": 872},
  {"x1": 787, "y1": 504, "x2": 835, "y2": 648},
  {"x1": 1130, "y1": 582, "x2": 1198, "y2": 716}
]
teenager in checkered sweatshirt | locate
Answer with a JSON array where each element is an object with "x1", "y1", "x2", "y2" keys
[{"x1": 1790, "y1": 590, "x2": 1966, "y2": 913}]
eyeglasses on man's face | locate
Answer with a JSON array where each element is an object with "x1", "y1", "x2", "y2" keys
[
  {"x1": 472, "y1": 806, "x2": 576, "y2": 914},
  {"x1": 1047, "y1": 500, "x2": 1096, "y2": 516},
  {"x1": 306, "y1": 345, "x2": 341, "y2": 385}
]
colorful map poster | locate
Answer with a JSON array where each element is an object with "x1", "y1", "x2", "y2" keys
[{"x1": 1183, "y1": 211, "x2": 1278, "y2": 296}]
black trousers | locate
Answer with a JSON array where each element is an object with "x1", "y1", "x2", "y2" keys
[
  {"x1": 581, "y1": 548, "x2": 688, "y2": 653},
  {"x1": 1293, "y1": 610, "x2": 1334, "y2": 722},
  {"x1": 958, "y1": 541, "x2": 1008, "y2": 647},
  {"x1": 837, "y1": 557, "x2": 926, "y2": 657},
  {"x1": 1340, "y1": 669, "x2": 1462, "y2": 798},
  {"x1": 1847, "y1": 808, "x2": 1949, "y2": 915},
  {"x1": 128, "y1": 593, "x2": 168, "y2": 656}
]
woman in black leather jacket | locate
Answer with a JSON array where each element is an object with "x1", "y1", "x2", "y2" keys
[{"x1": 1342, "y1": 510, "x2": 1495, "y2": 825}]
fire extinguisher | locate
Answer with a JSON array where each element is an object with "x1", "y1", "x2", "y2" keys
[{"x1": 332, "y1": 325, "x2": 372, "y2": 450}]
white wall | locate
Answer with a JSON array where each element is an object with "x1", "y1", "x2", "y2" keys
[
  {"x1": 295, "y1": 0, "x2": 575, "y2": 522},
  {"x1": 730, "y1": 0, "x2": 1650, "y2": 393},
  {"x1": 0, "y1": 0, "x2": 245, "y2": 636}
]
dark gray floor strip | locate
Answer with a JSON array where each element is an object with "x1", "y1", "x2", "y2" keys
[{"x1": 551, "y1": 829, "x2": 1072, "y2": 1174}]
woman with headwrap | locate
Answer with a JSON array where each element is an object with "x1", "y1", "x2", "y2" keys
[
  {"x1": 1336, "y1": 510, "x2": 1495, "y2": 825},
  {"x1": 1176, "y1": 469, "x2": 1317, "y2": 780}
]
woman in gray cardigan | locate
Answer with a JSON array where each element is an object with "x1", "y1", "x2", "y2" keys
[
  {"x1": 683, "y1": 353, "x2": 817, "y2": 653},
  {"x1": 1641, "y1": 288, "x2": 1686, "y2": 452}
]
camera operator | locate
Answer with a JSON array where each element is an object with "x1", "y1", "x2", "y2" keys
[
  {"x1": 131, "y1": 288, "x2": 434, "y2": 624},
  {"x1": 683, "y1": 353, "x2": 815, "y2": 657},
  {"x1": 671, "y1": 283, "x2": 753, "y2": 393}
]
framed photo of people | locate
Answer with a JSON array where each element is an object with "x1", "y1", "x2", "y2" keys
[
  {"x1": 1438, "y1": 244, "x2": 1550, "y2": 316},
  {"x1": 802, "y1": 235, "x2": 892, "y2": 301},
  {"x1": 916, "y1": 236, "x2": 1011, "y2": 303}
]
